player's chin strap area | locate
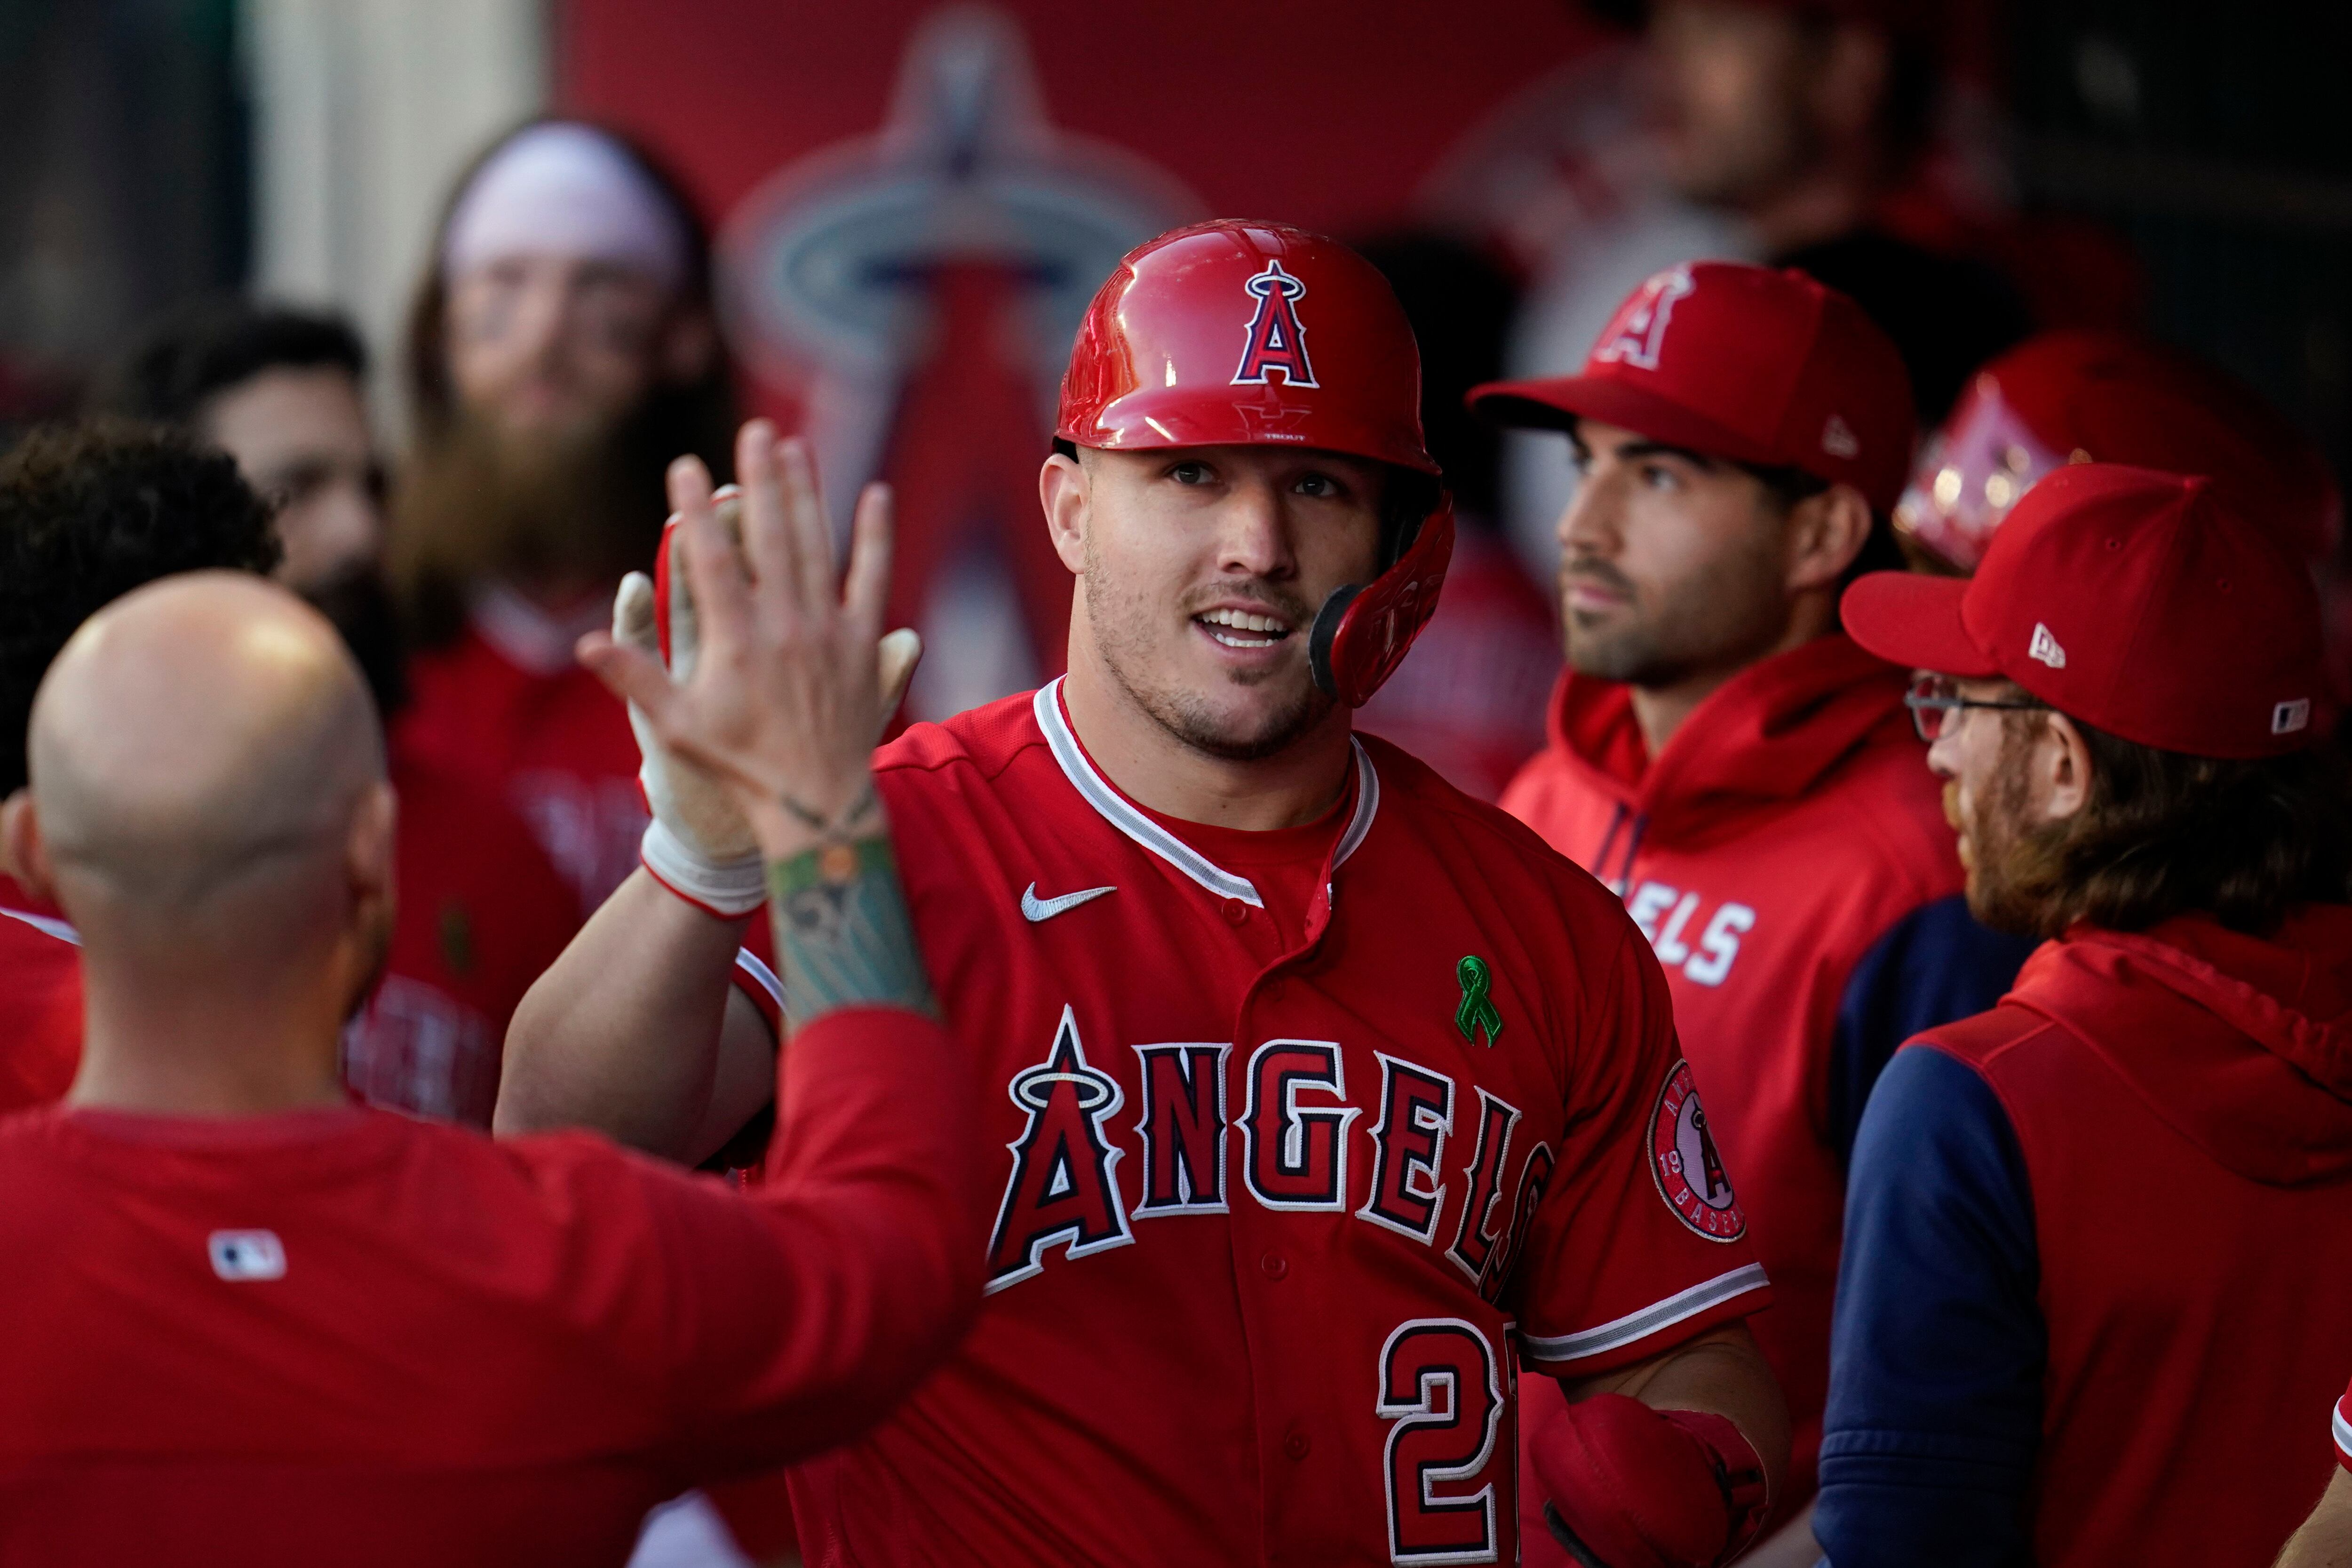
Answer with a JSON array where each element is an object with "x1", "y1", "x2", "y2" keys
[{"x1": 1307, "y1": 501, "x2": 1456, "y2": 708}]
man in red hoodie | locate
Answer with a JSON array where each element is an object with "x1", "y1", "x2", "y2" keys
[
  {"x1": 1826, "y1": 462, "x2": 2352, "y2": 1566},
  {"x1": 1469, "y1": 261, "x2": 2036, "y2": 1555}
]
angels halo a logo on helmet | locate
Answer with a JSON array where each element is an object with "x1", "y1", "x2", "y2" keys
[
  {"x1": 1648, "y1": 1059, "x2": 1745, "y2": 1242},
  {"x1": 1232, "y1": 259, "x2": 1319, "y2": 389}
]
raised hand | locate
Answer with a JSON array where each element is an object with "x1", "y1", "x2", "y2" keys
[
  {"x1": 581, "y1": 420, "x2": 933, "y2": 1026},
  {"x1": 613, "y1": 483, "x2": 922, "y2": 919}
]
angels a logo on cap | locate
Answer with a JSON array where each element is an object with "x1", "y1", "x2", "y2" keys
[
  {"x1": 1594, "y1": 266, "x2": 1695, "y2": 372},
  {"x1": 1232, "y1": 259, "x2": 1319, "y2": 388}
]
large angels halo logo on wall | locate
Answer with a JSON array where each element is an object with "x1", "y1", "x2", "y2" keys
[{"x1": 717, "y1": 7, "x2": 1200, "y2": 719}]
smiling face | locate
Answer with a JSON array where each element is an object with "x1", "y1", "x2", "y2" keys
[
  {"x1": 1555, "y1": 419, "x2": 1801, "y2": 689},
  {"x1": 1045, "y1": 444, "x2": 1388, "y2": 760}
]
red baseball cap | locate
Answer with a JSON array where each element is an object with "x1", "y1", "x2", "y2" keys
[
  {"x1": 1843, "y1": 462, "x2": 2328, "y2": 758},
  {"x1": 1467, "y1": 261, "x2": 1915, "y2": 513}
]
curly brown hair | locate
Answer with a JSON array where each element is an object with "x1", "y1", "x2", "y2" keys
[{"x1": 1994, "y1": 707, "x2": 2352, "y2": 938}]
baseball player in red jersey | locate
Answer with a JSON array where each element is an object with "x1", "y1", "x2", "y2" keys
[
  {"x1": 502, "y1": 221, "x2": 1788, "y2": 1567},
  {"x1": 0, "y1": 470, "x2": 980, "y2": 1561},
  {"x1": 2274, "y1": 1380, "x2": 2352, "y2": 1565}
]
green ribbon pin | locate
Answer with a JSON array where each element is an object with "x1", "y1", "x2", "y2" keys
[{"x1": 1455, "y1": 955, "x2": 1503, "y2": 1047}]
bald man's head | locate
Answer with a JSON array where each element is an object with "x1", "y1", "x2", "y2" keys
[{"x1": 25, "y1": 572, "x2": 389, "y2": 937}]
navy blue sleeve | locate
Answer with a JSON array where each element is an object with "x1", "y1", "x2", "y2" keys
[
  {"x1": 1828, "y1": 895, "x2": 2038, "y2": 1168},
  {"x1": 1815, "y1": 1045, "x2": 2042, "y2": 1568}
]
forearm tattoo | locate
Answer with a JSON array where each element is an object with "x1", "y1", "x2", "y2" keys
[{"x1": 765, "y1": 788, "x2": 937, "y2": 1030}]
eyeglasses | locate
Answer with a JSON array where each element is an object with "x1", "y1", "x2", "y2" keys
[{"x1": 1902, "y1": 674, "x2": 2047, "y2": 742}]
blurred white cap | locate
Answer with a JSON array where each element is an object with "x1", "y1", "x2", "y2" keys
[{"x1": 441, "y1": 122, "x2": 689, "y2": 292}]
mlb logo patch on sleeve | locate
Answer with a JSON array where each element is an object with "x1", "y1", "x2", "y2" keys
[{"x1": 208, "y1": 1229, "x2": 287, "y2": 1282}]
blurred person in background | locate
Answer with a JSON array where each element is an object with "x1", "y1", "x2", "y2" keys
[
  {"x1": 1472, "y1": 261, "x2": 2035, "y2": 1561},
  {"x1": 1827, "y1": 464, "x2": 2352, "y2": 1566},
  {"x1": 1891, "y1": 326, "x2": 2352, "y2": 722},
  {"x1": 0, "y1": 425, "x2": 280, "y2": 1114},
  {"x1": 0, "y1": 559, "x2": 982, "y2": 1565},
  {"x1": 1894, "y1": 328, "x2": 2343, "y2": 578},
  {"x1": 1350, "y1": 231, "x2": 1560, "y2": 801},
  {"x1": 105, "y1": 305, "x2": 577, "y2": 1125},
  {"x1": 1501, "y1": 0, "x2": 2038, "y2": 588},
  {"x1": 392, "y1": 119, "x2": 734, "y2": 917},
  {"x1": 1643, "y1": 0, "x2": 2031, "y2": 424},
  {"x1": 106, "y1": 305, "x2": 386, "y2": 589}
]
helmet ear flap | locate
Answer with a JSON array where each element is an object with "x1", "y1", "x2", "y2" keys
[{"x1": 1308, "y1": 501, "x2": 1455, "y2": 707}]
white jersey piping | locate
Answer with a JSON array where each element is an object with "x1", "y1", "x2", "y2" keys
[
  {"x1": 1517, "y1": 1263, "x2": 1771, "y2": 1365},
  {"x1": 1031, "y1": 678, "x2": 1381, "y2": 906}
]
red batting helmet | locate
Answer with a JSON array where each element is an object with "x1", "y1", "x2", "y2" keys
[
  {"x1": 1056, "y1": 220, "x2": 1453, "y2": 708},
  {"x1": 1895, "y1": 328, "x2": 2344, "y2": 573}
]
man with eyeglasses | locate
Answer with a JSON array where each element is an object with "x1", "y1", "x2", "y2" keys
[
  {"x1": 1471, "y1": 261, "x2": 2035, "y2": 1562},
  {"x1": 1824, "y1": 462, "x2": 2352, "y2": 1566}
]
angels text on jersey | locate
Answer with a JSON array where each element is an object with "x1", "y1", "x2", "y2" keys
[
  {"x1": 1620, "y1": 880, "x2": 1756, "y2": 988},
  {"x1": 984, "y1": 1003, "x2": 1561, "y2": 1298}
]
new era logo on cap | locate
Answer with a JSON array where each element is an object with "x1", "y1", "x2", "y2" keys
[
  {"x1": 1821, "y1": 414, "x2": 1859, "y2": 459},
  {"x1": 1841, "y1": 465, "x2": 2329, "y2": 761}
]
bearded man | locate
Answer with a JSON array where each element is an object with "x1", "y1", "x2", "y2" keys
[
  {"x1": 1825, "y1": 463, "x2": 2352, "y2": 1567},
  {"x1": 392, "y1": 119, "x2": 733, "y2": 915}
]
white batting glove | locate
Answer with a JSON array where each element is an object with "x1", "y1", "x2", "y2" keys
[{"x1": 627, "y1": 488, "x2": 922, "y2": 917}]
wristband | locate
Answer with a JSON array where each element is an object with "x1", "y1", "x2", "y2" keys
[{"x1": 640, "y1": 817, "x2": 766, "y2": 918}]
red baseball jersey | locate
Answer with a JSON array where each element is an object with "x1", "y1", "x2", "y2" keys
[
  {"x1": 341, "y1": 747, "x2": 580, "y2": 1125},
  {"x1": 782, "y1": 683, "x2": 1769, "y2": 1567},
  {"x1": 0, "y1": 1007, "x2": 982, "y2": 1568},
  {"x1": 0, "y1": 875, "x2": 79, "y2": 1115},
  {"x1": 395, "y1": 590, "x2": 648, "y2": 916}
]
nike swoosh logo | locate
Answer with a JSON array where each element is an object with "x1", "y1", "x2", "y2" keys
[{"x1": 1021, "y1": 883, "x2": 1117, "y2": 923}]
